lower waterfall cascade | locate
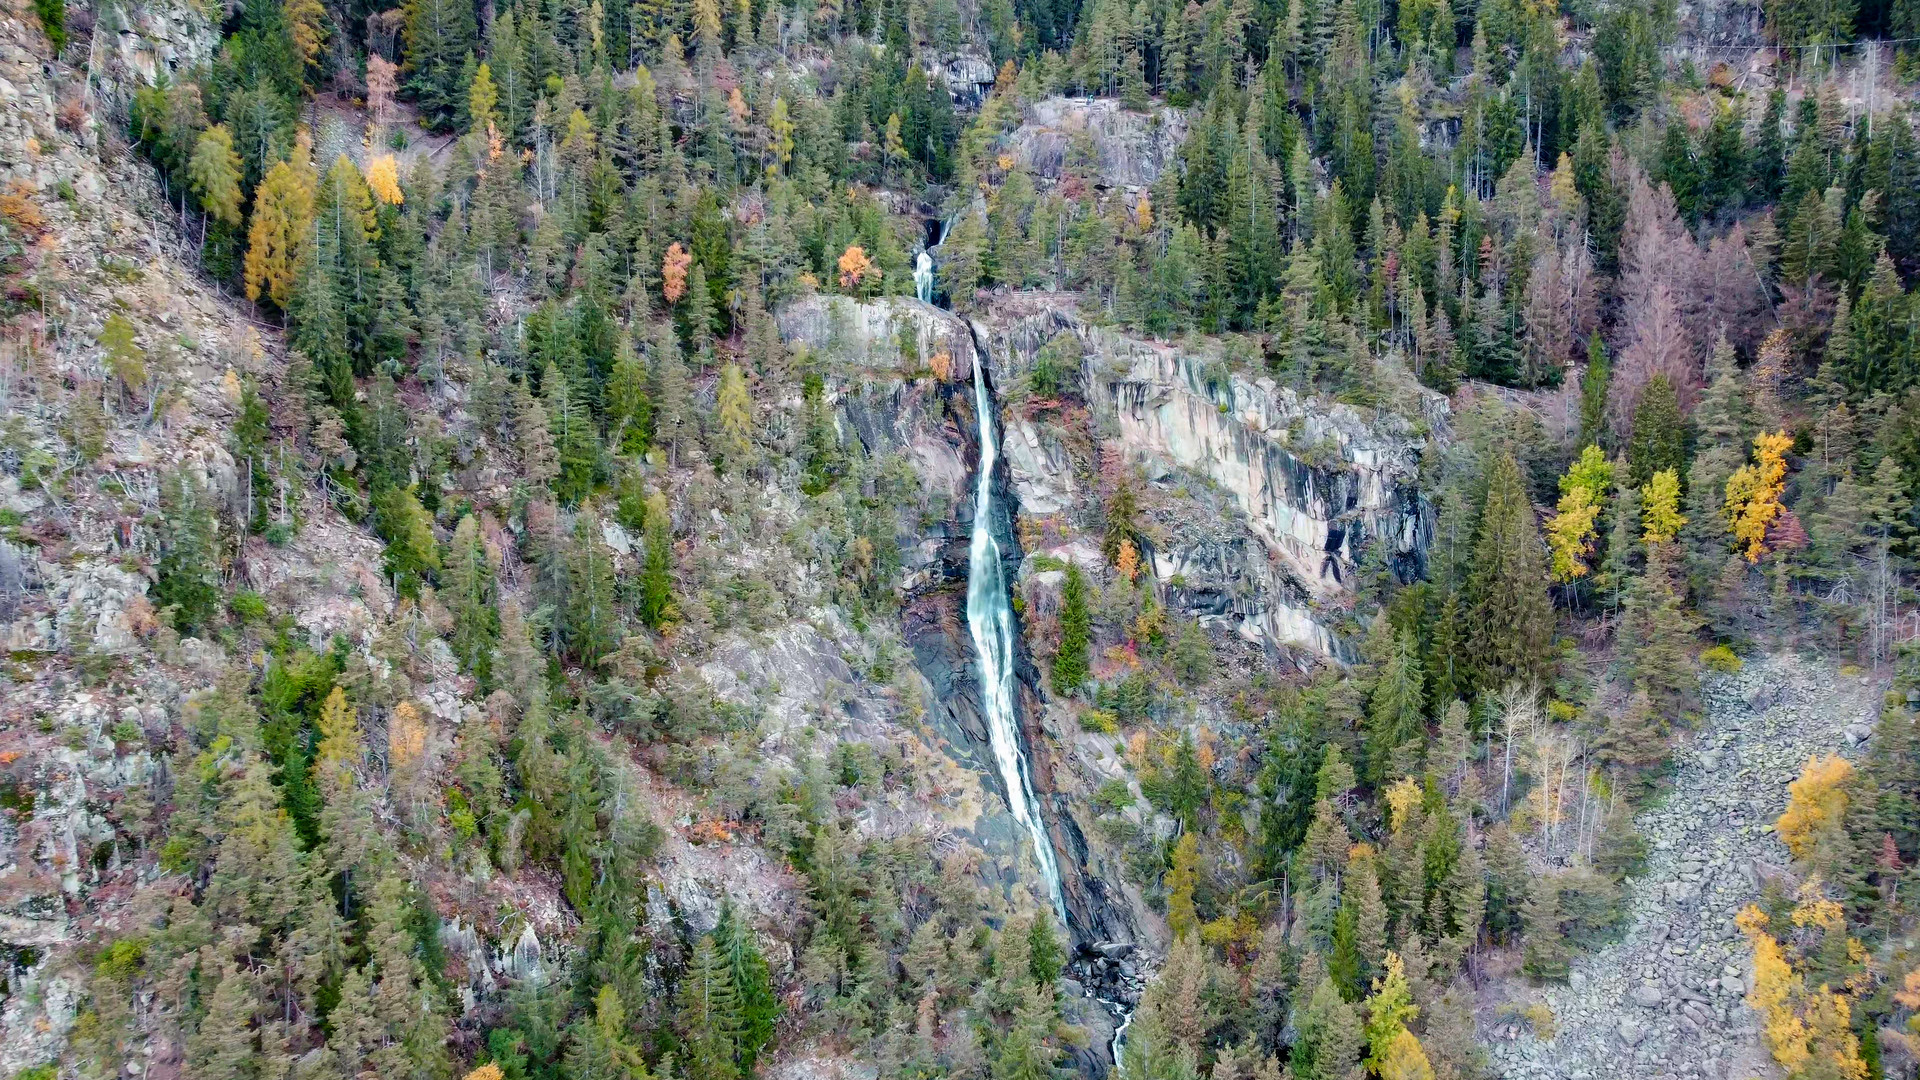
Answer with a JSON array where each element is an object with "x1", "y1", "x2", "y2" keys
[
  {"x1": 965, "y1": 356, "x2": 1068, "y2": 925},
  {"x1": 954, "y1": 292, "x2": 1135, "y2": 1075}
]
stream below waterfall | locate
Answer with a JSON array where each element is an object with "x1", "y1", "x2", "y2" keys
[{"x1": 932, "y1": 236, "x2": 1134, "y2": 1075}]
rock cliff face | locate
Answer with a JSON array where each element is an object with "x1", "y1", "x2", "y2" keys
[
  {"x1": 1007, "y1": 98, "x2": 1188, "y2": 194},
  {"x1": 970, "y1": 295, "x2": 1440, "y2": 659}
]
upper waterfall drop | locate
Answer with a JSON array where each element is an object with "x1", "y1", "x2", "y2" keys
[{"x1": 966, "y1": 356, "x2": 1067, "y2": 927}]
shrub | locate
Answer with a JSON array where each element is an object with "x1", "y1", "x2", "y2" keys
[
  {"x1": 230, "y1": 590, "x2": 269, "y2": 624},
  {"x1": 31, "y1": 0, "x2": 64, "y2": 52},
  {"x1": 1079, "y1": 708, "x2": 1118, "y2": 734},
  {"x1": 1701, "y1": 644, "x2": 1742, "y2": 673}
]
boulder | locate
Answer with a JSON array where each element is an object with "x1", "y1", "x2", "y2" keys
[{"x1": 1630, "y1": 983, "x2": 1666, "y2": 1008}]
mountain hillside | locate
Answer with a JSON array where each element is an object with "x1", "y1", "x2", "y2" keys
[{"x1": 4, "y1": 0, "x2": 1920, "y2": 1078}]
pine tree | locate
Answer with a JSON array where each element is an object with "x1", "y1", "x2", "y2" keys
[
  {"x1": 1053, "y1": 564, "x2": 1091, "y2": 693},
  {"x1": 1467, "y1": 451, "x2": 1555, "y2": 693}
]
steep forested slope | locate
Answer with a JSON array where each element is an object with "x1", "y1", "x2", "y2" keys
[{"x1": 5, "y1": 0, "x2": 1920, "y2": 1078}]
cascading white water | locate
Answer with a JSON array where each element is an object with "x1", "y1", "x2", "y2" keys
[
  {"x1": 966, "y1": 358, "x2": 1067, "y2": 925},
  {"x1": 914, "y1": 251, "x2": 935, "y2": 305},
  {"x1": 953, "y1": 266, "x2": 1133, "y2": 1076}
]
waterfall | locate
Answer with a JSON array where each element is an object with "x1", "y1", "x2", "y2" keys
[
  {"x1": 966, "y1": 358, "x2": 1066, "y2": 925},
  {"x1": 914, "y1": 250, "x2": 935, "y2": 305}
]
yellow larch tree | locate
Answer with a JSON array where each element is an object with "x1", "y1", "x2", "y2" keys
[
  {"x1": 244, "y1": 146, "x2": 316, "y2": 310},
  {"x1": 1725, "y1": 430, "x2": 1793, "y2": 562},
  {"x1": 365, "y1": 153, "x2": 404, "y2": 205},
  {"x1": 1641, "y1": 467, "x2": 1686, "y2": 545},
  {"x1": 1776, "y1": 754, "x2": 1853, "y2": 863}
]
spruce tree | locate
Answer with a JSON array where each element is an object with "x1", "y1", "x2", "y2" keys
[
  {"x1": 1626, "y1": 374, "x2": 1687, "y2": 489},
  {"x1": 153, "y1": 468, "x2": 222, "y2": 634},
  {"x1": 1467, "y1": 451, "x2": 1555, "y2": 693},
  {"x1": 187, "y1": 963, "x2": 261, "y2": 1080},
  {"x1": 442, "y1": 514, "x2": 497, "y2": 682},
  {"x1": 1364, "y1": 631, "x2": 1426, "y2": 784},
  {"x1": 714, "y1": 902, "x2": 779, "y2": 1072},
  {"x1": 403, "y1": 0, "x2": 479, "y2": 129},
  {"x1": 1053, "y1": 564, "x2": 1091, "y2": 693},
  {"x1": 1291, "y1": 975, "x2": 1363, "y2": 1080},
  {"x1": 567, "y1": 513, "x2": 619, "y2": 667},
  {"x1": 1519, "y1": 876, "x2": 1569, "y2": 980},
  {"x1": 640, "y1": 490, "x2": 675, "y2": 629},
  {"x1": 1578, "y1": 332, "x2": 1610, "y2": 450},
  {"x1": 678, "y1": 935, "x2": 743, "y2": 1080}
]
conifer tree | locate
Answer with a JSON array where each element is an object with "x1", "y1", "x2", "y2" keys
[
  {"x1": 153, "y1": 469, "x2": 221, "y2": 634},
  {"x1": 1365, "y1": 631, "x2": 1426, "y2": 784},
  {"x1": 245, "y1": 150, "x2": 317, "y2": 312},
  {"x1": 1520, "y1": 877, "x2": 1569, "y2": 979},
  {"x1": 640, "y1": 490, "x2": 675, "y2": 629},
  {"x1": 1578, "y1": 332, "x2": 1610, "y2": 450},
  {"x1": 403, "y1": 0, "x2": 479, "y2": 129},
  {"x1": 544, "y1": 365, "x2": 600, "y2": 505},
  {"x1": 188, "y1": 124, "x2": 245, "y2": 228},
  {"x1": 1291, "y1": 975, "x2": 1363, "y2": 1080},
  {"x1": 651, "y1": 326, "x2": 694, "y2": 465},
  {"x1": 187, "y1": 963, "x2": 262, "y2": 1080},
  {"x1": 678, "y1": 935, "x2": 743, "y2": 1080},
  {"x1": 1600, "y1": 686, "x2": 1666, "y2": 796},
  {"x1": 443, "y1": 514, "x2": 498, "y2": 681},
  {"x1": 713, "y1": 902, "x2": 779, "y2": 1072},
  {"x1": 517, "y1": 388, "x2": 562, "y2": 491},
  {"x1": 1467, "y1": 451, "x2": 1554, "y2": 693},
  {"x1": 373, "y1": 484, "x2": 441, "y2": 595},
  {"x1": 567, "y1": 512, "x2": 619, "y2": 666},
  {"x1": 996, "y1": 985, "x2": 1061, "y2": 1080},
  {"x1": 1626, "y1": 374, "x2": 1687, "y2": 489},
  {"x1": 1053, "y1": 564, "x2": 1091, "y2": 693},
  {"x1": 714, "y1": 363, "x2": 754, "y2": 472}
]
